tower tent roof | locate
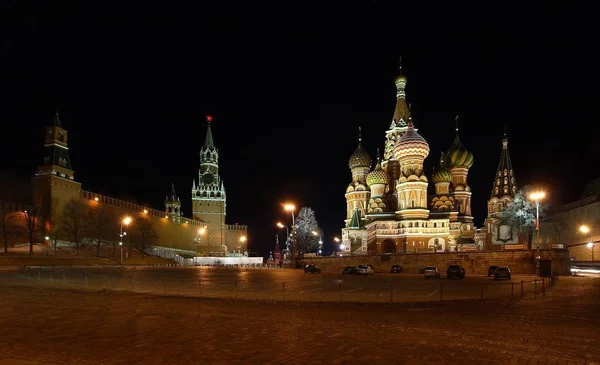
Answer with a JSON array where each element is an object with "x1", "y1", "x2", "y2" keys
[
  {"x1": 348, "y1": 208, "x2": 363, "y2": 229},
  {"x1": 166, "y1": 183, "x2": 178, "y2": 202},
  {"x1": 490, "y1": 128, "x2": 517, "y2": 199}
]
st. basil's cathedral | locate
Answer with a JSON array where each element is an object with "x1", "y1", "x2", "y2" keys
[{"x1": 341, "y1": 60, "x2": 487, "y2": 255}]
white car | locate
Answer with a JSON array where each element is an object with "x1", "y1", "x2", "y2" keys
[
  {"x1": 423, "y1": 266, "x2": 441, "y2": 279},
  {"x1": 357, "y1": 264, "x2": 374, "y2": 275}
]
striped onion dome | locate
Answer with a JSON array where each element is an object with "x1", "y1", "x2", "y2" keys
[
  {"x1": 442, "y1": 126, "x2": 474, "y2": 169},
  {"x1": 348, "y1": 127, "x2": 372, "y2": 169},
  {"x1": 366, "y1": 151, "x2": 390, "y2": 186},
  {"x1": 394, "y1": 117, "x2": 430, "y2": 160},
  {"x1": 432, "y1": 165, "x2": 453, "y2": 183}
]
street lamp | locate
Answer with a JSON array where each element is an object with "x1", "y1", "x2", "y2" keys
[
  {"x1": 334, "y1": 237, "x2": 341, "y2": 255},
  {"x1": 120, "y1": 216, "x2": 132, "y2": 265},
  {"x1": 284, "y1": 203, "x2": 296, "y2": 260},
  {"x1": 238, "y1": 235, "x2": 247, "y2": 256},
  {"x1": 529, "y1": 191, "x2": 545, "y2": 256},
  {"x1": 587, "y1": 242, "x2": 595, "y2": 263},
  {"x1": 312, "y1": 231, "x2": 323, "y2": 255},
  {"x1": 194, "y1": 227, "x2": 206, "y2": 251},
  {"x1": 276, "y1": 222, "x2": 291, "y2": 251}
]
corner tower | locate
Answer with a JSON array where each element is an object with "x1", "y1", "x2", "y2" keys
[
  {"x1": 165, "y1": 183, "x2": 181, "y2": 224},
  {"x1": 192, "y1": 116, "x2": 226, "y2": 246},
  {"x1": 31, "y1": 111, "x2": 82, "y2": 229}
]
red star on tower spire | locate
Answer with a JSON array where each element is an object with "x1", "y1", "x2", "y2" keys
[{"x1": 206, "y1": 115, "x2": 213, "y2": 123}]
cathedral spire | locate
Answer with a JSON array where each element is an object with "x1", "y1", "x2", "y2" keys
[
  {"x1": 392, "y1": 57, "x2": 409, "y2": 126},
  {"x1": 490, "y1": 129, "x2": 517, "y2": 199},
  {"x1": 36, "y1": 111, "x2": 74, "y2": 180}
]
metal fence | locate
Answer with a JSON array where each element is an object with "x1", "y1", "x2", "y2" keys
[{"x1": 0, "y1": 268, "x2": 556, "y2": 304}]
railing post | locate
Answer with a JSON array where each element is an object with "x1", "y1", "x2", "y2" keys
[
  {"x1": 282, "y1": 282, "x2": 286, "y2": 302},
  {"x1": 197, "y1": 279, "x2": 202, "y2": 297},
  {"x1": 480, "y1": 283, "x2": 484, "y2": 300},
  {"x1": 38, "y1": 269, "x2": 41, "y2": 280},
  {"x1": 440, "y1": 283, "x2": 444, "y2": 301},
  {"x1": 542, "y1": 277, "x2": 545, "y2": 296},
  {"x1": 534, "y1": 279, "x2": 537, "y2": 298},
  {"x1": 520, "y1": 280, "x2": 524, "y2": 298}
]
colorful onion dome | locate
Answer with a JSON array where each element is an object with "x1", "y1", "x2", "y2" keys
[
  {"x1": 366, "y1": 150, "x2": 390, "y2": 186},
  {"x1": 394, "y1": 117, "x2": 429, "y2": 160},
  {"x1": 442, "y1": 121, "x2": 474, "y2": 169},
  {"x1": 348, "y1": 127, "x2": 372, "y2": 170},
  {"x1": 432, "y1": 165, "x2": 453, "y2": 183}
]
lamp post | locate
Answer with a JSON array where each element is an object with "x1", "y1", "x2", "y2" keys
[
  {"x1": 194, "y1": 227, "x2": 206, "y2": 251},
  {"x1": 529, "y1": 191, "x2": 545, "y2": 254},
  {"x1": 334, "y1": 237, "x2": 340, "y2": 255},
  {"x1": 587, "y1": 242, "x2": 596, "y2": 263},
  {"x1": 284, "y1": 204, "x2": 296, "y2": 260},
  {"x1": 120, "y1": 216, "x2": 132, "y2": 265},
  {"x1": 312, "y1": 231, "x2": 323, "y2": 255},
  {"x1": 238, "y1": 235, "x2": 247, "y2": 256}
]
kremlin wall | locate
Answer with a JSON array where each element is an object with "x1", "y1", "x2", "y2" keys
[{"x1": 24, "y1": 112, "x2": 249, "y2": 259}]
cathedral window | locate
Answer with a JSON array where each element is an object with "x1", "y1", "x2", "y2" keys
[
  {"x1": 58, "y1": 133, "x2": 64, "y2": 142},
  {"x1": 434, "y1": 223, "x2": 437, "y2": 228},
  {"x1": 409, "y1": 222, "x2": 413, "y2": 228}
]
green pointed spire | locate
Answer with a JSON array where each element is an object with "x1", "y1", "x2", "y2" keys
[{"x1": 348, "y1": 208, "x2": 363, "y2": 229}]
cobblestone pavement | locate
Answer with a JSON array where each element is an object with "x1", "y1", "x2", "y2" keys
[{"x1": 0, "y1": 276, "x2": 599, "y2": 365}]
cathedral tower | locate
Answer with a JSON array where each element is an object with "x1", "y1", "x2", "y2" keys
[
  {"x1": 394, "y1": 116, "x2": 430, "y2": 220},
  {"x1": 165, "y1": 183, "x2": 181, "y2": 224},
  {"x1": 32, "y1": 111, "x2": 82, "y2": 229},
  {"x1": 192, "y1": 116, "x2": 226, "y2": 246},
  {"x1": 488, "y1": 129, "x2": 517, "y2": 218},
  {"x1": 382, "y1": 58, "x2": 411, "y2": 183},
  {"x1": 345, "y1": 127, "x2": 371, "y2": 225},
  {"x1": 441, "y1": 118, "x2": 474, "y2": 223}
]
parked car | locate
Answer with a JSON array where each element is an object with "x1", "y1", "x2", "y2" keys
[
  {"x1": 304, "y1": 264, "x2": 321, "y2": 274},
  {"x1": 447, "y1": 264, "x2": 466, "y2": 279},
  {"x1": 390, "y1": 265, "x2": 403, "y2": 273},
  {"x1": 487, "y1": 265, "x2": 498, "y2": 276},
  {"x1": 423, "y1": 266, "x2": 441, "y2": 279},
  {"x1": 342, "y1": 266, "x2": 358, "y2": 274},
  {"x1": 494, "y1": 266, "x2": 512, "y2": 280},
  {"x1": 357, "y1": 264, "x2": 374, "y2": 275}
]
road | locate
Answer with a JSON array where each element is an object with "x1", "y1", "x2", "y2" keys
[
  {"x1": 0, "y1": 274, "x2": 598, "y2": 364},
  {"x1": 2, "y1": 266, "x2": 545, "y2": 303}
]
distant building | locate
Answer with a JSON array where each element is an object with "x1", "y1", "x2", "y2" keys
[
  {"x1": 31, "y1": 112, "x2": 247, "y2": 258},
  {"x1": 341, "y1": 59, "x2": 476, "y2": 254}
]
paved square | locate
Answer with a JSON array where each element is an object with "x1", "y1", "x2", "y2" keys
[{"x1": 0, "y1": 276, "x2": 599, "y2": 364}]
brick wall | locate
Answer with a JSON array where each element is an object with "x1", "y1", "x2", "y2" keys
[{"x1": 300, "y1": 249, "x2": 571, "y2": 276}]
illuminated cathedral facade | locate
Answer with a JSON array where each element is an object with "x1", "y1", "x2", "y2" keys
[{"x1": 341, "y1": 61, "x2": 476, "y2": 254}]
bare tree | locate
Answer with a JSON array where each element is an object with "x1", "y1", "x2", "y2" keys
[
  {"x1": 87, "y1": 204, "x2": 113, "y2": 257},
  {"x1": 0, "y1": 201, "x2": 20, "y2": 253},
  {"x1": 60, "y1": 199, "x2": 88, "y2": 255},
  {"x1": 135, "y1": 217, "x2": 157, "y2": 257},
  {"x1": 22, "y1": 205, "x2": 43, "y2": 255}
]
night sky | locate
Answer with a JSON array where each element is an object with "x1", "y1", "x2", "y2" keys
[{"x1": 2, "y1": 1, "x2": 598, "y2": 256}]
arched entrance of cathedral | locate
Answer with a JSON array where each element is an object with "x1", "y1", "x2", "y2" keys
[
  {"x1": 367, "y1": 241, "x2": 378, "y2": 255},
  {"x1": 428, "y1": 237, "x2": 446, "y2": 252},
  {"x1": 382, "y1": 239, "x2": 396, "y2": 254}
]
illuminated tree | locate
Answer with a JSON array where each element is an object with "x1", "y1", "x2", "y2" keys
[
  {"x1": 0, "y1": 201, "x2": 19, "y2": 253},
  {"x1": 504, "y1": 186, "x2": 546, "y2": 230},
  {"x1": 22, "y1": 205, "x2": 43, "y2": 255},
  {"x1": 87, "y1": 204, "x2": 114, "y2": 257},
  {"x1": 294, "y1": 207, "x2": 320, "y2": 253},
  {"x1": 134, "y1": 216, "x2": 158, "y2": 257}
]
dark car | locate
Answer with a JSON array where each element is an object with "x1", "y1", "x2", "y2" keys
[
  {"x1": 494, "y1": 267, "x2": 512, "y2": 280},
  {"x1": 304, "y1": 264, "x2": 321, "y2": 274},
  {"x1": 342, "y1": 266, "x2": 358, "y2": 274},
  {"x1": 447, "y1": 264, "x2": 466, "y2": 279},
  {"x1": 487, "y1": 265, "x2": 498, "y2": 277},
  {"x1": 390, "y1": 265, "x2": 403, "y2": 273}
]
